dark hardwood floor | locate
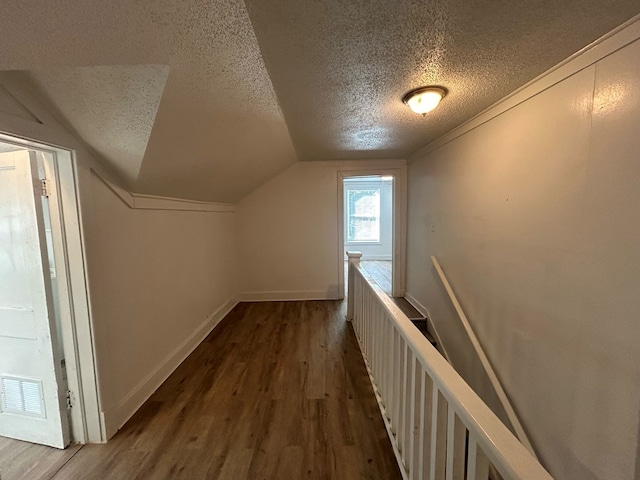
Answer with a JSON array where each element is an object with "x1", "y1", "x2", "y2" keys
[{"x1": 0, "y1": 301, "x2": 401, "y2": 480}]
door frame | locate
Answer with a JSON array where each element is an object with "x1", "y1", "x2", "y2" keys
[
  {"x1": 337, "y1": 165, "x2": 407, "y2": 298},
  {"x1": 0, "y1": 133, "x2": 102, "y2": 444}
]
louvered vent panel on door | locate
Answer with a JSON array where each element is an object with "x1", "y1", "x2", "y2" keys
[{"x1": 1, "y1": 376, "x2": 46, "y2": 418}]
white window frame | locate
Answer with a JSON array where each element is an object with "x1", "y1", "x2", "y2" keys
[{"x1": 345, "y1": 186, "x2": 382, "y2": 244}]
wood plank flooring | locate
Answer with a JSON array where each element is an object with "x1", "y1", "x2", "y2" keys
[
  {"x1": 0, "y1": 301, "x2": 401, "y2": 480},
  {"x1": 359, "y1": 260, "x2": 392, "y2": 295},
  {"x1": 0, "y1": 438, "x2": 81, "y2": 480},
  {"x1": 356, "y1": 261, "x2": 423, "y2": 319}
]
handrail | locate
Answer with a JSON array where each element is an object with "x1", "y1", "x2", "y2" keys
[
  {"x1": 430, "y1": 256, "x2": 536, "y2": 457},
  {"x1": 347, "y1": 255, "x2": 552, "y2": 480}
]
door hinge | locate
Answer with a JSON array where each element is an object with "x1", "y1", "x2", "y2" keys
[
  {"x1": 39, "y1": 178, "x2": 50, "y2": 197},
  {"x1": 65, "y1": 390, "x2": 73, "y2": 409}
]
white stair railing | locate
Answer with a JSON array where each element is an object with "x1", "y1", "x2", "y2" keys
[
  {"x1": 346, "y1": 253, "x2": 553, "y2": 480},
  {"x1": 430, "y1": 255, "x2": 536, "y2": 457}
]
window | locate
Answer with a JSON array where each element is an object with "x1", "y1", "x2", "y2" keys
[{"x1": 346, "y1": 188, "x2": 380, "y2": 242}]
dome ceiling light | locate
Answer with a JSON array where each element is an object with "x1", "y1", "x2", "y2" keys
[{"x1": 402, "y1": 86, "x2": 448, "y2": 115}]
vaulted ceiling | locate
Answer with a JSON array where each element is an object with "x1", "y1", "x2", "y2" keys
[{"x1": 0, "y1": 1, "x2": 638, "y2": 202}]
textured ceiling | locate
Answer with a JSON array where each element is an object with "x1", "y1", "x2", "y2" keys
[
  {"x1": 0, "y1": 0, "x2": 297, "y2": 202},
  {"x1": 245, "y1": 0, "x2": 640, "y2": 160},
  {"x1": 26, "y1": 66, "x2": 169, "y2": 186},
  {"x1": 0, "y1": 1, "x2": 638, "y2": 201}
]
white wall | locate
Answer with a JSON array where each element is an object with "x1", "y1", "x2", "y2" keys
[
  {"x1": 236, "y1": 163, "x2": 343, "y2": 300},
  {"x1": 82, "y1": 173, "x2": 238, "y2": 436},
  {"x1": 406, "y1": 30, "x2": 640, "y2": 480},
  {"x1": 0, "y1": 75, "x2": 239, "y2": 440},
  {"x1": 236, "y1": 161, "x2": 405, "y2": 301}
]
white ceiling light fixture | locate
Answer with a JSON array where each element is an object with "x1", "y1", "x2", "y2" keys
[{"x1": 402, "y1": 86, "x2": 448, "y2": 115}]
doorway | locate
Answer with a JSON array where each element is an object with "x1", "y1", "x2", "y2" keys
[
  {"x1": 343, "y1": 176, "x2": 394, "y2": 295},
  {"x1": 338, "y1": 166, "x2": 407, "y2": 300},
  {"x1": 0, "y1": 135, "x2": 101, "y2": 448}
]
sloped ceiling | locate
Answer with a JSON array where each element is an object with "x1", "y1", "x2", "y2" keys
[
  {"x1": 0, "y1": 1, "x2": 638, "y2": 202},
  {"x1": 0, "y1": 0, "x2": 296, "y2": 203},
  {"x1": 26, "y1": 66, "x2": 169, "y2": 186}
]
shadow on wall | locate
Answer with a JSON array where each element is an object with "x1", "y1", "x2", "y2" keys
[{"x1": 428, "y1": 264, "x2": 514, "y2": 434}]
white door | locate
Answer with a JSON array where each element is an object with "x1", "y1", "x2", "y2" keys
[{"x1": 0, "y1": 150, "x2": 70, "y2": 448}]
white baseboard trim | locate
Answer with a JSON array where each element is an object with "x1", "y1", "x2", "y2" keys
[
  {"x1": 101, "y1": 296, "x2": 239, "y2": 439},
  {"x1": 404, "y1": 291, "x2": 451, "y2": 363},
  {"x1": 239, "y1": 289, "x2": 341, "y2": 302},
  {"x1": 404, "y1": 292, "x2": 429, "y2": 318}
]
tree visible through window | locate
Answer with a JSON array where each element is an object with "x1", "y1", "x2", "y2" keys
[{"x1": 347, "y1": 188, "x2": 380, "y2": 242}]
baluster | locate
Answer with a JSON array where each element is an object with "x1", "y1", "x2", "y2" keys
[
  {"x1": 373, "y1": 304, "x2": 378, "y2": 380},
  {"x1": 360, "y1": 283, "x2": 364, "y2": 338},
  {"x1": 420, "y1": 371, "x2": 434, "y2": 480},
  {"x1": 378, "y1": 309, "x2": 384, "y2": 386},
  {"x1": 388, "y1": 326, "x2": 398, "y2": 429},
  {"x1": 384, "y1": 315, "x2": 392, "y2": 409},
  {"x1": 352, "y1": 277, "x2": 357, "y2": 333},
  {"x1": 466, "y1": 434, "x2": 490, "y2": 480},
  {"x1": 404, "y1": 354, "x2": 415, "y2": 472},
  {"x1": 391, "y1": 328, "x2": 401, "y2": 435},
  {"x1": 354, "y1": 272, "x2": 362, "y2": 332},
  {"x1": 362, "y1": 287, "x2": 368, "y2": 356},
  {"x1": 346, "y1": 251, "x2": 361, "y2": 321},
  {"x1": 368, "y1": 294, "x2": 373, "y2": 361},
  {"x1": 367, "y1": 291, "x2": 372, "y2": 359},
  {"x1": 409, "y1": 357, "x2": 423, "y2": 479},
  {"x1": 397, "y1": 339, "x2": 407, "y2": 454},
  {"x1": 368, "y1": 302, "x2": 372, "y2": 367},
  {"x1": 430, "y1": 388, "x2": 447, "y2": 480},
  {"x1": 354, "y1": 274, "x2": 358, "y2": 328},
  {"x1": 376, "y1": 307, "x2": 385, "y2": 388},
  {"x1": 399, "y1": 342, "x2": 411, "y2": 467},
  {"x1": 378, "y1": 313, "x2": 388, "y2": 404},
  {"x1": 446, "y1": 409, "x2": 466, "y2": 480},
  {"x1": 384, "y1": 321, "x2": 394, "y2": 420},
  {"x1": 358, "y1": 283, "x2": 364, "y2": 348},
  {"x1": 363, "y1": 293, "x2": 369, "y2": 359},
  {"x1": 378, "y1": 309, "x2": 385, "y2": 388}
]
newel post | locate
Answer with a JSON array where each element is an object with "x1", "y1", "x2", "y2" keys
[{"x1": 346, "y1": 251, "x2": 362, "y2": 321}]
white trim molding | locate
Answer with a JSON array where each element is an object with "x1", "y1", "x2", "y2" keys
[
  {"x1": 404, "y1": 291, "x2": 429, "y2": 318},
  {"x1": 0, "y1": 133, "x2": 103, "y2": 444},
  {"x1": 337, "y1": 166, "x2": 407, "y2": 299},
  {"x1": 132, "y1": 193, "x2": 234, "y2": 212},
  {"x1": 404, "y1": 291, "x2": 451, "y2": 363},
  {"x1": 300, "y1": 158, "x2": 406, "y2": 169},
  {"x1": 239, "y1": 289, "x2": 342, "y2": 302},
  {"x1": 90, "y1": 168, "x2": 236, "y2": 213},
  {"x1": 410, "y1": 13, "x2": 640, "y2": 160}
]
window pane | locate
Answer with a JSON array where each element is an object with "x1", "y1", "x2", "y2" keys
[{"x1": 347, "y1": 189, "x2": 380, "y2": 242}]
